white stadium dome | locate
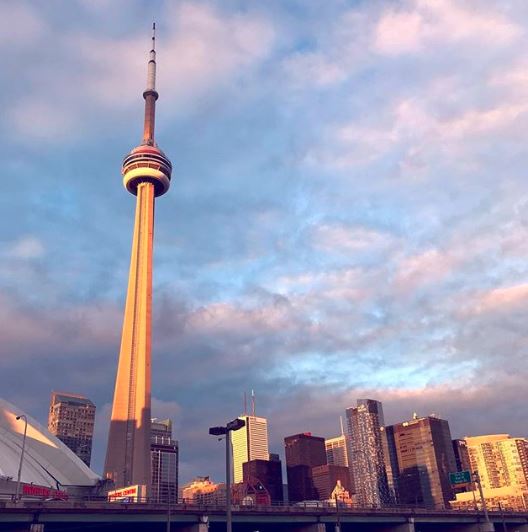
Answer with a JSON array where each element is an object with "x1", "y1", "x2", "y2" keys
[{"x1": 0, "y1": 398, "x2": 100, "y2": 489}]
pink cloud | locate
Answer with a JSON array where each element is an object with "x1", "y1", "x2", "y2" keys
[
  {"x1": 374, "y1": 0, "x2": 520, "y2": 56},
  {"x1": 471, "y1": 283, "x2": 528, "y2": 314},
  {"x1": 394, "y1": 248, "x2": 456, "y2": 291}
]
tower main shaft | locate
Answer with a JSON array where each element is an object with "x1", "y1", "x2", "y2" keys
[{"x1": 104, "y1": 24, "x2": 172, "y2": 494}]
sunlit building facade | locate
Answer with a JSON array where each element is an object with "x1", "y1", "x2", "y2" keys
[
  {"x1": 48, "y1": 392, "x2": 95, "y2": 467},
  {"x1": 346, "y1": 399, "x2": 390, "y2": 507},
  {"x1": 232, "y1": 415, "x2": 269, "y2": 483},
  {"x1": 452, "y1": 434, "x2": 528, "y2": 511},
  {"x1": 384, "y1": 415, "x2": 456, "y2": 509},
  {"x1": 150, "y1": 418, "x2": 178, "y2": 503},
  {"x1": 325, "y1": 435, "x2": 349, "y2": 467},
  {"x1": 181, "y1": 477, "x2": 225, "y2": 505}
]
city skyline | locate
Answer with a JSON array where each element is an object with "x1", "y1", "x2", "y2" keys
[{"x1": 2, "y1": 0, "x2": 528, "y2": 487}]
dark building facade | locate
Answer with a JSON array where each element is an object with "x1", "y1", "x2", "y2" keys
[
  {"x1": 284, "y1": 433, "x2": 326, "y2": 502},
  {"x1": 385, "y1": 415, "x2": 457, "y2": 509},
  {"x1": 242, "y1": 456, "x2": 283, "y2": 503},
  {"x1": 151, "y1": 418, "x2": 178, "y2": 503},
  {"x1": 312, "y1": 464, "x2": 351, "y2": 501},
  {"x1": 48, "y1": 392, "x2": 95, "y2": 466},
  {"x1": 381, "y1": 424, "x2": 400, "y2": 503},
  {"x1": 452, "y1": 439, "x2": 471, "y2": 472}
]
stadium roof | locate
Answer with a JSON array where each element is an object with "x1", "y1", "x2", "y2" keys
[{"x1": 0, "y1": 398, "x2": 100, "y2": 489}]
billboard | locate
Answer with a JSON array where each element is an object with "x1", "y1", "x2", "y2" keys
[
  {"x1": 22, "y1": 484, "x2": 68, "y2": 500},
  {"x1": 108, "y1": 484, "x2": 145, "y2": 503}
]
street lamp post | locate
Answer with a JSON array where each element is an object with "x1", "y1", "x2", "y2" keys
[
  {"x1": 473, "y1": 471, "x2": 494, "y2": 532},
  {"x1": 209, "y1": 418, "x2": 246, "y2": 532},
  {"x1": 15, "y1": 415, "x2": 28, "y2": 502}
]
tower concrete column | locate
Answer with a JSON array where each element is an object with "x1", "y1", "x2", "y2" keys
[{"x1": 104, "y1": 182, "x2": 155, "y2": 491}]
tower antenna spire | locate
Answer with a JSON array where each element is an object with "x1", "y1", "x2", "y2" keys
[{"x1": 143, "y1": 22, "x2": 159, "y2": 146}]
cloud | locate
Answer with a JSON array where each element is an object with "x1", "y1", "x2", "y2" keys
[
  {"x1": 5, "y1": 2, "x2": 275, "y2": 142},
  {"x1": 3, "y1": 0, "x2": 528, "y2": 485},
  {"x1": 5, "y1": 236, "x2": 45, "y2": 259},
  {"x1": 470, "y1": 283, "x2": 528, "y2": 314},
  {"x1": 0, "y1": 3, "x2": 46, "y2": 46},
  {"x1": 374, "y1": 0, "x2": 520, "y2": 55}
]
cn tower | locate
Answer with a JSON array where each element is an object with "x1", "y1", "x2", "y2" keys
[{"x1": 104, "y1": 24, "x2": 172, "y2": 493}]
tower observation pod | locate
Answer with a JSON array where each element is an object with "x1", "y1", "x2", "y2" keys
[{"x1": 104, "y1": 24, "x2": 172, "y2": 495}]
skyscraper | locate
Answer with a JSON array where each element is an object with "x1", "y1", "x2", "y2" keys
[
  {"x1": 284, "y1": 432, "x2": 327, "y2": 502},
  {"x1": 452, "y1": 439, "x2": 471, "y2": 473},
  {"x1": 104, "y1": 25, "x2": 172, "y2": 493},
  {"x1": 384, "y1": 415, "x2": 457, "y2": 509},
  {"x1": 48, "y1": 392, "x2": 95, "y2": 466},
  {"x1": 346, "y1": 399, "x2": 390, "y2": 507},
  {"x1": 151, "y1": 418, "x2": 178, "y2": 503},
  {"x1": 231, "y1": 415, "x2": 269, "y2": 483},
  {"x1": 325, "y1": 435, "x2": 349, "y2": 468}
]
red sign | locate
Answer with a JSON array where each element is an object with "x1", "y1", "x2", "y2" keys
[{"x1": 22, "y1": 484, "x2": 68, "y2": 500}]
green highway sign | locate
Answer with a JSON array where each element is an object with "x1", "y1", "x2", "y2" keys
[{"x1": 449, "y1": 470, "x2": 471, "y2": 485}]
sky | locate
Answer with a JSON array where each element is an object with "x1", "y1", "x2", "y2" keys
[{"x1": 2, "y1": 0, "x2": 528, "y2": 485}]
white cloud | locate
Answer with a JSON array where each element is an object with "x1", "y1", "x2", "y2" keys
[{"x1": 311, "y1": 223, "x2": 395, "y2": 253}]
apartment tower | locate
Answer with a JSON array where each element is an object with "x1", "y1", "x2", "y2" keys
[
  {"x1": 452, "y1": 434, "x2": 528, "y2": 510},
  {"x1": 346, "y1": 399, "x2": 390, "y2": 507},
  {"x1": 48, "y1": 392, "x2": 95, "y2": 466}
]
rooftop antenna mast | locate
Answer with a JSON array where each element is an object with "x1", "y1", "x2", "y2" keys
[
  {"x1": 143, "y1": 22, "x2": 158, "y2": 146},
  {"x1": 251, "y1": 389, "x2": 255, "y2": 417},
  {"x1": 339, "y1": 416, "x2": 345, "y2": 436}
]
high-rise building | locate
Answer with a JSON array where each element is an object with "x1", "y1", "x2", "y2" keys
[
  {"x1": 325, "y1": 435, "x2": 349, "y2": 467},
  {"x1": 150, "y1": 418, "x2": 178, "y2": 503},
  {"x1": 384, "y1": 415, "x2": 457, "y2": 509},
  {"x1": 381, "y1": 424, "x2": 400, "y2": 503},
  {"x1": 231, "y1": 415, "x2": 269, "y2": 484},
  {"x1": 346, "y1": 399, "x2": 390, "y2": 507},
  {"x1": 452, "y1": 434, "x2": 528, "y2": 511},
  {"x1": 243, "y1": 455, "x2": 283, "y2": 503},
  {"x1": 452, "y1": 439, "x2": 471, "y2": 472},
  {"x1": 284, "y1": 432, "x2": 326, "y2": 502},
  {"x1": 48, "y1": 392, "x2": 95, "y2": 467},
  {"x1": 104, "y1": 25, "x2": 173, "y2": 494}
]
